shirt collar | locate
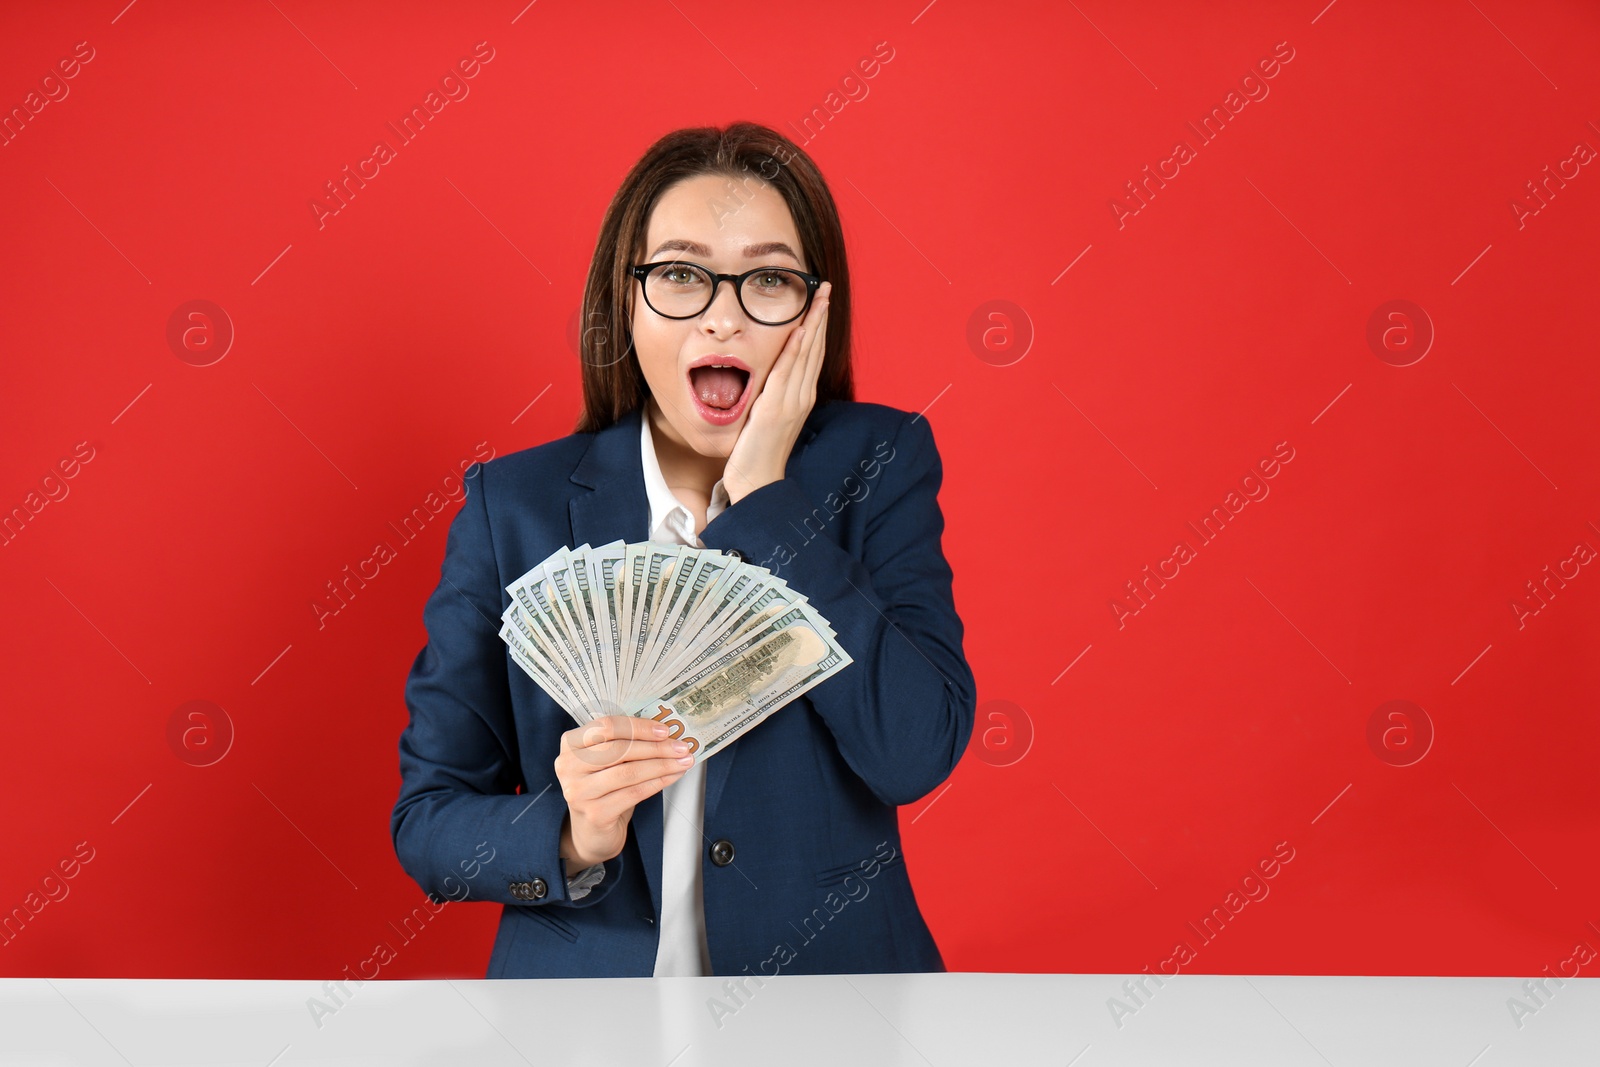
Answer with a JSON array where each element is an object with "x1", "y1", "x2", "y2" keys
[{"x1": 639, "y1": 411, "x2": 730, "y2": 545}]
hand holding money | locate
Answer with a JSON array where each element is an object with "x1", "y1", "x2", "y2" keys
[{"x1": 554, "y1": 714, "x2": 693, "y2": 871}]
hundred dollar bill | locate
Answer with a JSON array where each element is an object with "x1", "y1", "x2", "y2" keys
[
  {"x1": 545, "y1": 547, "x2": 612, "y2": 713},
  {"x1": 499, "y1": 617, "x2": 589, "y2": 720},
  {"x1": 515, "y1": 571, "x2": 606, "y2": 719},
  {"x1": 640, "y1": 547, "x2": 743, "y2": 683},
  {"x1": 630, "y1": 603, "x2": 853, "y2": 761}
]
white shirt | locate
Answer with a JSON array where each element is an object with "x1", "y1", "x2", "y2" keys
[{"x1": 640, "y1": 411, "x2": 729, "y2": 976}]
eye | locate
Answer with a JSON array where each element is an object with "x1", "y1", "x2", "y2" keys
[{"x1": 657, "y1": 263, "x2": 703, "y2": 286}]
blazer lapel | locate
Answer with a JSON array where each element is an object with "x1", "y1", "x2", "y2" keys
[
  {"x1": 567, "y1": 406, "x2": 649, "y2": 546},
  {"x1": 566, "y1": 408, "x2": 665, "y2": 916}
]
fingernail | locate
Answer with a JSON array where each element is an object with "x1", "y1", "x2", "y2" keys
[
  {"x1": 677, "y1": 755, "x2": 695, "y2": 765},
  {"x1": 671, "y1": 740, "x2": 690, "y2": 754},
  {"x1": 652, "y1": 724, "x2": 668, "y2": 737}
]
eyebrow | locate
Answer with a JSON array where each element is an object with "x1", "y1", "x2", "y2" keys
[{"x1": 648, "y1": 238, "x2": 802, "y2": 264}]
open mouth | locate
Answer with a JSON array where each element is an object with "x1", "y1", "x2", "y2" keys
[{"x1": 687, "y1": 364, "x2": 752, "y2": 425}]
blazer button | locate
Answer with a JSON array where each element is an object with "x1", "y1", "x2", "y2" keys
[
  {"x1": 530, "y1": 877, "x2": 548, "y2": 899},
  {"x1": 709, "y1": 839, "x2": 735, "y2": 867},
  {"x1": 509, "y1": 881, "x2": 528, "y2": 900},
  {"x1": 726, "y1": 548, "x2": 744, "y2": 562}
]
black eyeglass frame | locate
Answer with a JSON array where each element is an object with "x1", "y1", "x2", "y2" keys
[{"x1": 628, "y1": 261, "x2": 824, "y2": 326}]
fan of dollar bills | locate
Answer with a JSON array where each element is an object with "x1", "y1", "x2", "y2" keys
[{"x1": 498, "y1": 540, "x2": 853, "y2": 763}]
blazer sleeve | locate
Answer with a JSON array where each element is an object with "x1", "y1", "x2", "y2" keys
[
  {"x1": 697, "y1": 410, "x2": 977, "y2": 806},
  {"x1": 390, "y1": 463, "x2": 625, "y2": 909}
]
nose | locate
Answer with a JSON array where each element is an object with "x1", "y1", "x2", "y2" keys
[{"x1": 700, "y1": 275, "x2": 748, "y2": 330}]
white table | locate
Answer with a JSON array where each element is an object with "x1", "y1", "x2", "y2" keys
[{"x1": 2, "y1": 973, "x2": 1595, "y2": 1065}]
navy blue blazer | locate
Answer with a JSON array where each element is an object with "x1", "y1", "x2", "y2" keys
[{"x1": 390, "y1": 399, "x2": 977, "y2": 978}]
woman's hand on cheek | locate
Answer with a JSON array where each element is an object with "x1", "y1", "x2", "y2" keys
[{"x1": 723, "y1": 282, "x2": 831, "y2": 504}]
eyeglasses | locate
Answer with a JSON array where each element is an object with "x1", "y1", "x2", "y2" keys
[{"x1": 629, "y1": 261, "x2": 823, "y2": 326}]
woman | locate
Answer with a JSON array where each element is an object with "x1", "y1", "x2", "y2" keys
[{"x1": 391, "y1": 122, "x2": 976, "y2": 979}]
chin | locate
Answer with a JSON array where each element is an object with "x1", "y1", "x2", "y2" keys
[{"x1": 662, "y1": 409, "x2": 736, "y2": 452}]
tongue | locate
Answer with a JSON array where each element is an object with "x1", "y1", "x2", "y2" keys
[{"x1": 691, "y1": 366, "x2": 746, "y2": 410}]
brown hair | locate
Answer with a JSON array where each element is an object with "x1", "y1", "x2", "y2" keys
[{"x1": 573, "y1": 122, "x2": 855, "y2": 434}]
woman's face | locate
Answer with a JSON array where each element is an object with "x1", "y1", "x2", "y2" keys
[{"x1": 629, "y1": 172, "x2": 810, "y2": 462}]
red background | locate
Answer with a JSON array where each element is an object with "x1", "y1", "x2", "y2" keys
[{"x1": 2, "y1": 0, "x2": 1597, "y2": 980}]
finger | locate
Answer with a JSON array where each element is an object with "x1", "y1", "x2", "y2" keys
[
  {"x1": 779, "y1": 287, "x2": 826, "y2": 393},
  {"x1": 567, "y1": 757, "x2": 696, "y2": 805},
  {"x1": 789, "y1": 289, "x2": 828, "y2": 408},
  {"x1": 803, "y1": 292, "x2": 829, "y2": 393},
  {"x1": 562, "y1": 716, "x2": 676, "y2": 770},
  {"x1": 762, "y1": 314, "x2": 807, "y2": 399},
  {"x1": 562, "y1": 714, "x2": 667, "y2": 753},
  {"x1": 579, "y1": 769, "x2": 691, "y2": 822},
  {"x1": 565, "y1": 736, "x2": 692, "y2": 771},
  {"x1": 798, "y1": 283, "x2": 829, "y2": 381}
]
